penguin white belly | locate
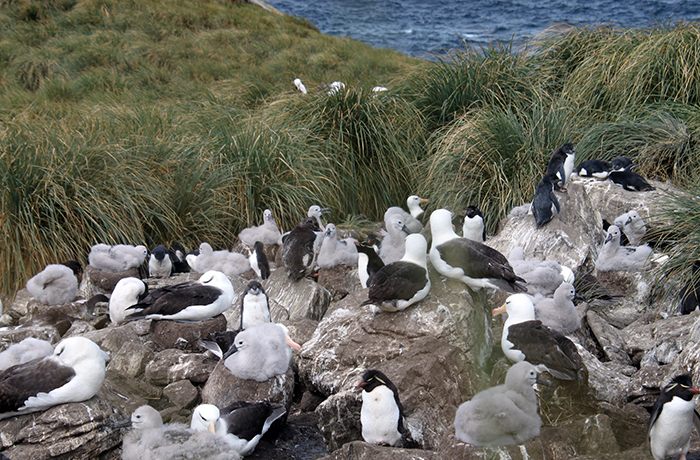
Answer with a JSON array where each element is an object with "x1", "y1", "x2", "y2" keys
[
  {"x1": 241, "y1": 296, "x2": 271, "y2": 329},
  {"x1": 361, "y1": 386, "x2": 401, "y2": 446},
  {"x1": 649, "y1": 397, "x2": 695, "y2": 460},
  {"x1": 249, "y1": 253, "x2": 261, "y2": 278},
  {"x1": 358, "y1": 253, "x2": 370, "y2": 288}
]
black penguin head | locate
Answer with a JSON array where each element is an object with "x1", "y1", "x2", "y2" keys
[
  {"x1": 245, "y1": 280, "x2": 264, "y2": 296},
  {"x1": 358, "y1": 369, "x2": 398, "y2": 394},
  {"x1": 151, "y1": 245, "x2": 168, "y2": 261},
  {"x1": 560, "y1": 142, "x2": 575, "y2": 155},
  {"x1": 300, "y1": 217, "x2": 321, "y2": 232},
  {"x1": 540, "y1": 172, "x2": 559, "y2": 188},
  {"x1": 253, "y1": 241, "x2": 265, "y2": 253},
  {"x1": 465, "y1": 206, "x2": 482, "y2": 219},
  {"x1": 61, "y1": 260, "x2": 83, "y2": 280},
  {"x1": 611, "y1": 156, "x2": 634, "y2": 171},
  {"x1": 662, "y1": 374, "x2": 699, "y2": 401}
]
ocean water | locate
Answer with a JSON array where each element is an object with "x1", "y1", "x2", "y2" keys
[{"x1": 266, "y1": 0, "x2": 699, "y2": 58}]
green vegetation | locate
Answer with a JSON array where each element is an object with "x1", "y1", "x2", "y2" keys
[{"x1": 1, "y1": 0, "x2": 699, "y2": 297}]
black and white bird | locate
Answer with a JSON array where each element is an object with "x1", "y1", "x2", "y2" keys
[
  {"x1": 223, "y1": 323, "x2": 301, "y2": 382},
  {"x1": 648, "y1": 374, "x2": 700, "y2": 460},
  {"x1": 191, "y1": 402, "x2": 286, "y2": 456},
  {"x1": 109, "y1": 276, "x2": 148, "y2": 324},
  {"x1": 378, "y1": 214, "x2": 409, "y2": 265},
  {"x1": 281, "y1": 217, "x2": 321, "y2": 281},
  {"x1": 240, "y1": 281, "x2": 270, "y2": 330},
  {"x1": 124, "y1": 270, "x2": 234, "y2": 322},
  {"x1": 462, "y1": 205, "x2": 486, "y2": 242},
  {"x1": 429, "y1": 209, "x2": 526, "y2": 293},
  {"x1": 531, "y1": 172, "x2": 561, "y2": 228},
  {"x1": 361, "y1": 233, "x2": 430, "y2": 313},
  {"x1": 192, "y1": 243, "x2": 251, "y2": 278},
  {"x1": 358, "y1": 369, "x2": 406, "y2": 447},
  {"x1": 574, "y1": 159, "x2": 612, "y2": 179},
  {"x1": 238, "y1": 209, "x2": 283, "y2": 247},
  {"x1": 355, "y1": 240, "x2": 385, "y2": 289},
  {"x1": 317, "y1": 223, "x2": 359, "y2": 269},
  {"x1": 454, "y1": 361, "x2": 544, "y2": 447},
  {"x1": 169, "y1": 243, "x2": 192, "y2": 274},
  {"x1": 532, "y1": 282, "x2": 579, "y2": 336},
  {"x1": 149, "y1": 245, "x2": 173, "y2": 278},
  {"x1": 680, "y1": 261, "x2": 700, "y2": 315},
  {"x1": 613, "y1": 210, "x2": 647, "y2": 246},
  {"x1": 0, "y1": 337, "x2": 107, "y2": 420},
  {"x1": 249, "y1": 241, "x2": 270, "y2": 280},
  {"x1": 608, "y1": 169, "x2": 655, "y2": 191},
  {"x1": 88, "y1": 243, "x2": 148, "y2": 273},
  {"x1": 120, "y1": 405, "x2": 241, "y2": 460},
  {"x1": 25, "y1": 261, "x2": 81, "y2": 306},
  {"x1": 546, "y1": 142, "x2": 575, "y2": 191},
  {"x1": 595, "y1": 225, "x2": 652, "y2": 272},
  {"x1": 492, "y1": 293, "x2": 587, "y2": 381},
  {"x1": 611, "y1": 156, "x2": 634, "y2": 171}
]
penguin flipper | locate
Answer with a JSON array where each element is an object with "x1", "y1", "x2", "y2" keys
[
  {"x1": 694, "y1": 409, "x2": 700, "y2": 434},
  {"x1": 551, "y1": 192, "x2": 561, "y2": 214}
]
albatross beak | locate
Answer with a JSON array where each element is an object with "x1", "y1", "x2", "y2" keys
[
  {"x1": 419, "y1": 198, "x2": 429, "y2": 205},
  {"x1": 320, "y1": 207, "x2": 331, "y2": 215},
  {"x1": 285, "y1": 334, "x2": 302, "y2": 351},
  {"x1": 208, "y1": 421, "x2": 217, "y2": 434},
  {"x1": 492, "y1": 304, "x2": 507, "y2": 316}
]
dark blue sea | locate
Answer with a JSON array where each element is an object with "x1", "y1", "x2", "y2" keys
[{"x1": 266, "y1": 0, "x2": 700, "y2": 59}]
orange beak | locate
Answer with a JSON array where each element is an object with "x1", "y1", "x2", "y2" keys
[
  {"x1": 286, "y1": 334, "x2": 302, "y2": 351},
  {"x1": 492, "y1": 304, "x2": 507, "y2": 316}
]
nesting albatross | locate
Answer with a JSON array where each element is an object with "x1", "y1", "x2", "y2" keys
[
  {"x1": 429, "y1": 209, "x2": 526, "y2": 293},
  {"x1": 0, "y1": 337, "x2": 107, "y2": 420}
]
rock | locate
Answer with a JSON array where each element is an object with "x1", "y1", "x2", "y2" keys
[
  {"x1": 4, "y1": 289, "x2": 38, "y2": 324},
  {"x1": 264, "y1": 267, "x2": 332, "y2": 321},
  {"x1": 437, "y1": 431, "x2": 548, "y2": 460},
  {"x1": 201, "y1": 360, "x2": 295, "y2": 414},
  {"x1": 314, "y1": 391, "x2": 362, "y2": 452},
  {"x1": 586, "y1": 311, "x2": 632, "y2": 365},
  {"x1": 149, "y1": 314, "x2": 227, "y2": 351},
  {"x1": 0, "y1": 325, "x2": 62, "y2": 350},
  {"x1": 144, "y1": 349, "x2": 217, "y2": 386},
  {"x1": 623, "y1": 311, "x2": 697, "y2": 354},
  {"x1": 163, "y1": 380, "x2": 199, "y2": 409},
  {"x1": 320, "y1": 441, "x2": 441, "y2": 460},
  {"x1": 578, "y1": 414, "x2": 620, "y2": 455},
  {"x1": 576, "y1": 344, "x2": 633, "y2": 406},
  {"x1": 80, "y1": 321, "x2": 151, "y2": 354},
  {"x1": 107, "y1": 341, "x2": 155, "y2": 378},
  {"x1": 317, "y1": 265, "x2": 361, "y2": 301},
  {"x1": 0, "y1": 391, "x2": 125, "y2": 460},
  {"x1": 80, "y1": 265, "x2": 140, "y2": 297},
  {"x1": 100, "y1": 370, "x2": 163, "y2": 416}
]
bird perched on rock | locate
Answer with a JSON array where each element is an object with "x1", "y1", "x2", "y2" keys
[
  {"x1": 358, "y1": 369, "x2": 406, "y2": 447},
  {"x1": 88, "y1": 243, "x2": 148, "y2": 273},
  {"x1": 124, "y1": 270, "x2": 234, "y2": 322},
  {"x1": 430, "y1": 209, "x2": 526, "y2": 293},
  {"x1": 120, "y1": 405, "x2": 241, "y2": 460},
  {"x1": 361, "y1": 233, "x2": 430, "y2": 313},
  {"x1": 281, "y1": 217, "x2": 321, "y2": 281},
  {"x1": 169, "y1": 243, "x2": 191, "y2": 274},
  {"x1": 546, "y1": 142, "x2": 575, "y2": 191},
  {"x1": 574, "y1": 159, "x2": 612, "y2": 179},
  {"x1": 248, "y1": 241, "x2": 270, "y2": 280},
  {"x1": 648, "y1": 374, "x2": 700, "y2": 460},
  {"x1": 0, "y1": 337, "x2": 107, "y2": 420},
  {"x1": 109, "y1": 277, "x2": 148, "y2": 324},
  {"x1": 532, "y1": 282, "x2": 579, "y2": 335},
  {"x1": 493, "y1": 293, "x2": 587, "y2": 381},
  {"x1": 0, "y1": 338, "x2": 54, "y2": 371},
  {"x1": 148, "y1": 245, "x2": 172, "y2": 278},
  {"x1": 611, "y1": 156, "x2": 634, "y2": 171},
  {"x1": 223, "y1": 323, "x2": 301, "y2": 382},
  {"x1": 531, "y1": 172, "x2": 561, "y2": 228},
  {"x1": 609, "y1": 169, "x2": 655, "y2": 191},
  {"x1": 595, "y1": 225, "x2": 652, "y2": 272},
  {"x1": 191, "y1": 402, "x2": 286, "y2": 456},
  {"x1": 454, "y1": 361, "x2": 544, "y2": 447},
  {"x1": 378, "y1": 214, "x2": 409, "y2": 265},
  {"x1": 613, "y1": 210, "x2": 647, "y2": 246},
  {"x1": 462, "y1": 205, "x2": 486, "y2": 242},
  {"x1": 384, "y1": 195, "x2": 428, "y2": 234},
  {"x1": 508, "y1": 247, "x2": 567, "y2": 297},
  {"x1": 192, "y1": 243, "x2": 251, "y2": 278},
  {"x1": 317, "y1": 223, "x2": 359, "y2": 269},
  {"x1": 238, "y1": 209, "x2": 283, "y2": 247},
  {"x1": 26, "y1": 261, "x2": 81, "y2": 306},
  {"x1": 356, "y1": 240, "x2": 385, "y2": 289},
  {"x1": 240, "y1": 281, "x2": 270, "y2": 330}
]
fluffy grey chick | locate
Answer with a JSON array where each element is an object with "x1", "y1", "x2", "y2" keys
[
  {"x1": 614, "y1": 210, "x2": 647, "y2": 246},
  {"x1": 238, "y1": 209, "x2": 283, "y2": 247},
  {"x1": 379, "y1": 214, "x2": 409, "y2": 265},
  {"x1": 454, "y1": 361, "x2": 543, "y2": 447},
  {"x1": 26, "y1": 262, "x2": 80, "y2": 306},
  {"x1": 508, "y1": 247, "x2": 565, "y2": 297},
  {"x1": 317, "y1": 223, "x2": 359, "y2": 269},
  {"x1": 193, "y1": 243, "x2": 250, "y2": 278},
  {"x1": 0, "y1": 338, "x2": 54, "y2": 371},
  {"x1": 224, "y1": 323, "x2": 300, "y2": 382},
  {"x1": 596, "y1": 225, "x2": 652, "y2": 272},
  {"x1": 533, "y1": 282, "x2": 579, "y2": 335},
  {"x1": 88, "y1": 243, "x2": 147, "y2": 273}
]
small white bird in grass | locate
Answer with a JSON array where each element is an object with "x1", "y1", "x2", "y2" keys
[
  {"x1": 191, "y1": 402, "x2": 286, "y2": 457},
  {"x1": 0, "y1": 337, "x2": 107, "y2": 420},
  {"x1": 648, "y1": 374, "x2": 700, "y2": 460},
  {"x1": 120, "y1": 405, "x2": 241, "y2": 460},
  {"x1": 358, "y1": 369, "x2": 406, "y2": 447},
  {"x1": 26, "y1": 261, "x2": 81, "y2": 306},
  {"x1": 293, "y1": 78, "x2": 307, "y2": 94},
  {"x1": 454, "y1": 361, "x2": 544, "y2": 447}
]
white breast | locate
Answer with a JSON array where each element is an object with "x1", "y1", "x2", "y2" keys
[{"x1": 361, "y1": 386, "x2": 401, "y2": 446}]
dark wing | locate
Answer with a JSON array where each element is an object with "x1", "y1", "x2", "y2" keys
[
  {"x1": 437, "y1": 239, "x2": 523, "y2": 284},
  {"x1": 550, "y1": 189, "x2": 560, "y2": 213},
  {"x1": 507, "y1": 320, "x2": 586, "y2": 381},
  {"x1": 126, "y1": 283, "x2": 223, "y2": 319},
  {"x1": 221, "y1": 401, "x2": 285, "y2": 441},
  {"x1": 0, "y1": 357, "x2": 75, "y2": 412},
  {"x1": 363, "y1": 262, "x2": 427, "y2": 305}
]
